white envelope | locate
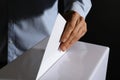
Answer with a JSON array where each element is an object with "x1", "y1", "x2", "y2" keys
[{"x1": 36, "y1": 13, "x2": 66, "y2": 80}]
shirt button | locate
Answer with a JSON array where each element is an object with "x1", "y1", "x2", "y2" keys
[{"x1": 9, "y1": 39, "x2": 13, "y2": 44}]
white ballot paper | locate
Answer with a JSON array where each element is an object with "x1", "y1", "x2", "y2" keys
[{"x1": 36, "y1": 13, "x2": 66, "y2": 80}]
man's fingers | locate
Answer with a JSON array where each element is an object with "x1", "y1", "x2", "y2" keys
[
  {"x1": 60, "y1": 28, "x2": 82, "y2": 51},
  {"x1": 60, "y1": 23, "x2": 74, "y2": 42},
  {"x1": 59, "y1": 11, "x2": 87, "y2": 51},
  {"x1": 60, "y1": 20, "x2": 87, "y2": 51},
  {"x1": 60, "y1": 13, "x2": 78, "y2": 43},
  {"x1": 66, "y1": 17, "x2": 84, "y2": 44}
]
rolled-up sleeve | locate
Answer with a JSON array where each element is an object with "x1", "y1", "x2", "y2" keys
[{"x1": 64, "y1": 0, "x2": 92, "y2": 18}]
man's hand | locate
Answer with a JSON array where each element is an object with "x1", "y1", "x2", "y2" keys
[{"x1": 59, "y1": 11, "x2": 87, "y2": 51}]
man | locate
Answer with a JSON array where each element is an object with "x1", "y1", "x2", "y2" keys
[{"x1": 8, "y1": 0, "x2": 92, "y2": 62}]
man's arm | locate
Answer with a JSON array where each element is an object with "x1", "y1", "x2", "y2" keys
[{"x1": 60, "y1": 0, "x2": 92, "y2": 51}]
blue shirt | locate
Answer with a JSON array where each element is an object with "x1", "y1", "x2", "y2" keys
[{"x1": 8, "y1": 0, "x2": 92, "y2": 62}]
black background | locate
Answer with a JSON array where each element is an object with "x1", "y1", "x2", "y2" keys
[{"x1": 81, "y1": 0, "x2": 120, "y2": 80}]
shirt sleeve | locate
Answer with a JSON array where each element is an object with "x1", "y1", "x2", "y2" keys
[{"x1": 64, "y1": 0, "x2": 92, "y2": 18}]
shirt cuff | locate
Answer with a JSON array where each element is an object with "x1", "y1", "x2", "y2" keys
[
  {"x1": 71, "y1": 1, "x2": 86, "y2": 18},
  {"x1": 64, "y1": 0, "x2": 92, "y2": 19}
]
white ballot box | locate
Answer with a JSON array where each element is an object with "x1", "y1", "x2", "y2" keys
[
  {"x1": 0, "y1": 40, "x2": 109, "y2": 80},
  {"x1": 0, "y1": 14, "x2": 110, "y2": 80}
]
